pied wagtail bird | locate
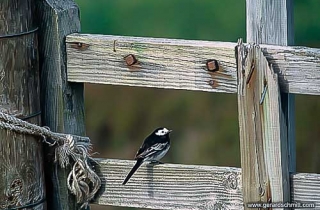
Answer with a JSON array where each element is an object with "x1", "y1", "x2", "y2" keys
[{"x1": 122, "y1": 127, "x2": 172, "y2": 185}]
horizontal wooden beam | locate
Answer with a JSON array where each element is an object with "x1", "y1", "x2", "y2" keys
[
  {"x1": 66, "y1": 34, "x2": 237, "y2": 93},
  {"x1": 92, "y1": 159, "x2": 243, "y2": 210},
  {"x1": 91, "y1": 159, "x2": 320, "y2": 209},
  {"x1": 291, "y1": 173, "x2": 320, "y2": 207},
  {"x1": 66, "y1": 34, "x2": 320, "y2": 95}
]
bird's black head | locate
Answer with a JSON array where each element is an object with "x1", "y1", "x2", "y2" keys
[{"x1": 153, "y1": 127, "x2": 172, "y2": 137}]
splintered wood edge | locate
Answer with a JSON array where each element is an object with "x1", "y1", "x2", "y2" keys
[
  {"x1": 66, "y1": 33, "x2": 320, "y2": 95},
  {"x1": 90, "y1": 159, "x2": 320, "y2": 209}
]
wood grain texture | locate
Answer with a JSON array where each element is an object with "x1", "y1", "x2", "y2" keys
[
  {"x1": 246, "y1": 0, "x2": 296, "y2": 174},
  {"x1": 246, "y1": 0, "x2": 294, "y2": 45},
  {"x1": 243, "y1": 1, "x2": 294, "y2": 209},
  {"x1": 91, "y1": 159, "x2": 243, "y2": 210},
  {"x1": 67, "y1": 34, "x2": 237, "y2": 93},
  {"x1": 291, "y1": 173, "x2": 320, "y2": 208},
  {"x1": 0, "y1": 0, "x2": 45, "y2": 209},
  {"x1": 36, "y1": 0, "x2": 85, "y2": 209},
  {"x1": 66, "y1": 33, "x2": 320, "y2": 95},
  {"x1": 90, "y1": 159, "x2": 320, "y2": 209},
  {"x1": 237, "y1": 42, "x2": 290, "y2": 208}
]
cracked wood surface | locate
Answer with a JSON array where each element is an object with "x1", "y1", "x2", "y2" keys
[
  {"x1": 66, "y1": 33, "x2": 320, "y2": 95},
  {"x1": 91, "y1": 159, "x2": 320, "y2": 210}
]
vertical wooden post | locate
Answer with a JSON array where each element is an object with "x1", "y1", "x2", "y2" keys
[
  {"x1": 36, "y1": 0, "x2": 85, "y2": 209},
  {"x1": 246, "y1": 0, "x2": 295, "y2": 172},
  {"x1": 238, "y1": 0, "x2": 295, "y2": 209},
  {"x1": 0, "y1": 0, "x2": 46, "y2": 209},
  {"x1": 247, "y1": 0, "x2": 296, "y2": 173}
]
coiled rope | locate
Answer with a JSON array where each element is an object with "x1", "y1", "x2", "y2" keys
[{"x1": 0, "y1": 111, "x2": 101, "y2": 209}]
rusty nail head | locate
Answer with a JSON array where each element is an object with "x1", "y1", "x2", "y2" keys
[
  {"x1": 206, "y1": 59, "x2": 219, "y2": 72},
  {"x1": 70, "y1": 42, "x2": 90, "y2": 51},
  {"x1": 125, "y1": 54, "x2": 137, "y2": 66}
]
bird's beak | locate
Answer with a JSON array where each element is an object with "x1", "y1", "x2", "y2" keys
[{"x1": 168, "y1": 130, "x2": 173, "y2": 133}]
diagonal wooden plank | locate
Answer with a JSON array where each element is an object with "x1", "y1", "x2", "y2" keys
[{"x1": 66, "y1": 33, "x2": 320, "y2": 95}]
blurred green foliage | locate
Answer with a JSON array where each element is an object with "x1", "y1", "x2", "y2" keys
[
  {"x1": 74, "y1": 0, "x2": 320, "y2": 209},
  {"x1": 77, "y1": 0, "x2": 246, "y2": 41}
]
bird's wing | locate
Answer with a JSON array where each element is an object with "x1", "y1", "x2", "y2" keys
[{"x1": 135, "y1": 142, "x2": 168, "y2": 159}]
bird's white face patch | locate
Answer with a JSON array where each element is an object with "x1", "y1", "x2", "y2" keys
[{"x1": 155, "y1": 128, "x2": 170, "y2": 136}]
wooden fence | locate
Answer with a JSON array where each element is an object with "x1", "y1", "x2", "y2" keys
[{"x1": 1, "y1": 0, "x2": 320, "y2": 209}]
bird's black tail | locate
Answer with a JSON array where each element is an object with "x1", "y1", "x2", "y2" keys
[{"x1": 122, "y1": 159, "x2": 143, "y2": 185}]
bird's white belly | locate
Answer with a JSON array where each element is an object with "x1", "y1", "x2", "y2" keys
[{"x1": 153, "y1": 145, "x2": 170, "y2": 161}]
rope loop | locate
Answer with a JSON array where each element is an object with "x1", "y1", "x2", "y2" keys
[{"x1": 0, "y1": 111, "x2": 101, "y2": 208}]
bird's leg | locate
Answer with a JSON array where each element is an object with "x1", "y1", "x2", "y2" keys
[{"x1": 149, "y1": 160, "x2": 164, "y2": 165}]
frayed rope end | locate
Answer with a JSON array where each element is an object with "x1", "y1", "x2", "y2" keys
[{"x1": 54, "y1": 135, "x2": 101, "y2": 207}]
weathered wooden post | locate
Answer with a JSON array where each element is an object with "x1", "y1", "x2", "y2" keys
[
  {"x1": 36, "y1": 0, "x2": 85, "y2": 209},
  {"x1": 0, "y1": 0, "x2": 46, "y2": 209},
  {"x1": 238, "y1": 0, "x2": 295, "y2": 209}
]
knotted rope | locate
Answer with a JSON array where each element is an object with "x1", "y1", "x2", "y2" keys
[{"x1": 0, "y1": 111, "x2": 101, "y2": 209}]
